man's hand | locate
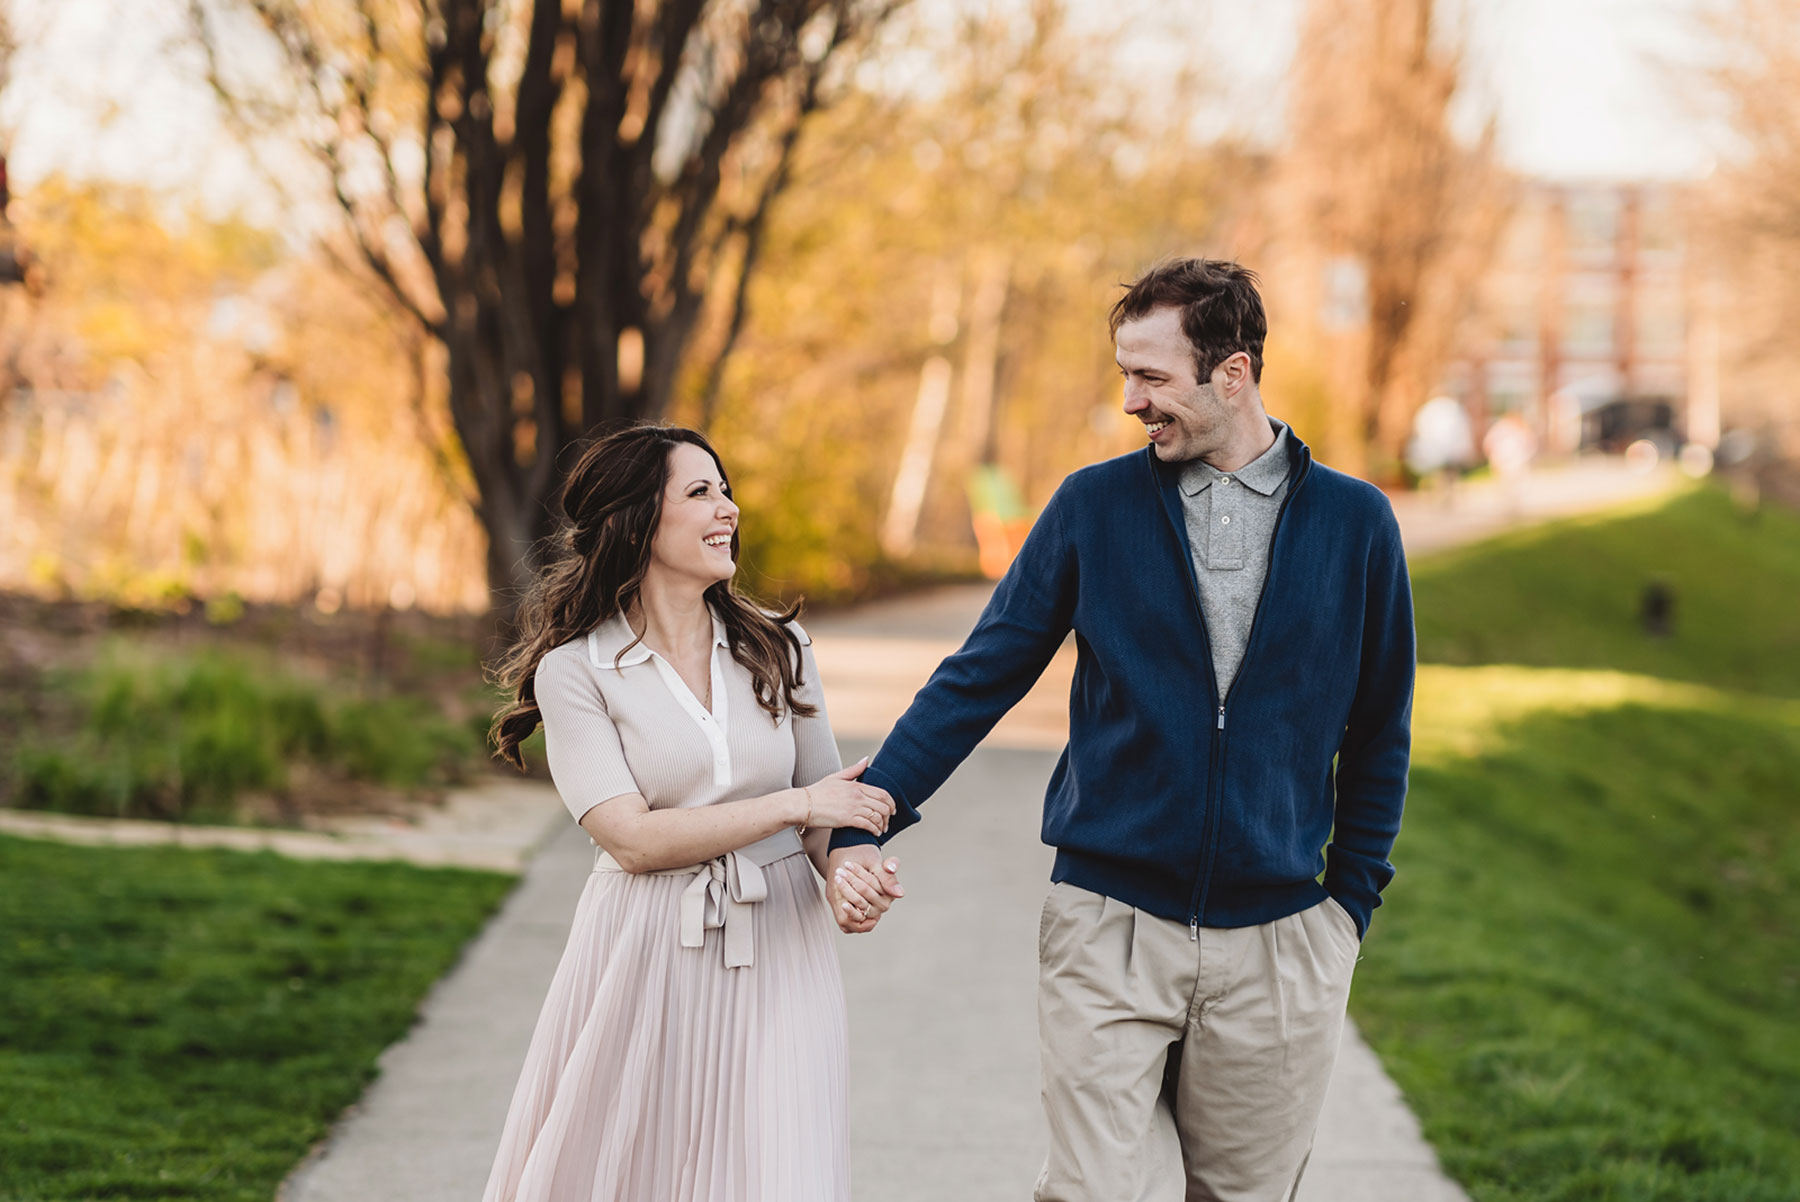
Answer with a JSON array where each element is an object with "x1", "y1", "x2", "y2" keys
[{"x1": 827, "y1": 844, "x2": 904, "y2": 934}]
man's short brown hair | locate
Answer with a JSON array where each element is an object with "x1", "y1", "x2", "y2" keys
[{"x1": 1109, "y1": 259, "x2": 1266, "y2": 384}]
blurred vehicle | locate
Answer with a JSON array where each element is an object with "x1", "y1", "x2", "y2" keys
[{"x1": 1586, "y1": 395, "x2": 1678, "y2": 457}]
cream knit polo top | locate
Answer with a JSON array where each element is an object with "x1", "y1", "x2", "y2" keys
[{"x1": 532, "y1": 607, "x2": 842, "y2": 826}]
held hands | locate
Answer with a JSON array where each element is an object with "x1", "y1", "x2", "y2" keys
[
  {"x1": 800, "y1": 757, "x2": 896, "y2": 838},
  {"x1": 828, "y1": 844, "x2": 904, "y2": 934}
]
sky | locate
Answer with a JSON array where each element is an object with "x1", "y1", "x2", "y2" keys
[
  {"x1": 1470, "y1": 0, "x2": 1721, "y2": 179},
  {"x1": 1195, "y1": 0, "x2": 1720, "y2": 179},
  {"x1": 0, "y1": 0, "x2": 1727, "y2": 226}
]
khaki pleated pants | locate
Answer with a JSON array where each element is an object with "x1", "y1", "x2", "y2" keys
[{"x1": 1034, "y1": 883, "x2": 1361, "y2": 1202}]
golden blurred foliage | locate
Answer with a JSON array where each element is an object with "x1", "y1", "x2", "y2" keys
[
  {"x1": 0, "y1": 178, "x2": 488, "y2": 612},
  {"x1": 188, "y1": 0, "x2": 897, "y2": 611},
  {"x1": 0, "y1": 0, "x2": 1527, "y2": 613},
  {"x1": 1699, "y1": 0, "x2": 1800, "y2": 463},
  {"x1": 694, "y1": 3, "x2": 1250, "y2": 600}
]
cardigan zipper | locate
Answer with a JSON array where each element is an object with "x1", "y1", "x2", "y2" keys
[
  {"x1": 1185, "y1": 449, "x2": 1313, "y2": 935},
  {"x1": 1176, "y1": 543, "x2": 1225, "y2": 941}
]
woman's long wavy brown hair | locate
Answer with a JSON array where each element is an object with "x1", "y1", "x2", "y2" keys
[{"x1": 488, "y1": 424, "x2": 815, "y2": 771}]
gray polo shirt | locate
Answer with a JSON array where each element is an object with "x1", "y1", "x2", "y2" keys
[{"x1": 1177, "y1": 417, "x2": 1293, "y2": 700}]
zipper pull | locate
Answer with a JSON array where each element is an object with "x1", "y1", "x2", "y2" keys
[
  {"x1": 1190, "y1": 917, "x2": 1199, "y2": 942},
  {"x1": 1216, "y1": 705, "x2": 1226, "y2": 730}
]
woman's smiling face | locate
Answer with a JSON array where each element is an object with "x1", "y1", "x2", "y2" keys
[{"x1": 648, "y1": 442, "x2": 740, "y2": 588}]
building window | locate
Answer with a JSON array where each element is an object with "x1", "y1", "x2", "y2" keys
[
  {"x1": 1489, "y1": 388, "x2": 1530, "y2": 416},
  {"x1": 1565, "y1": 301, "x2": 1615, "y2": 356},
  {"x1": 1567, "y1": 191, "x2": 1621, "y2": 262},
  {"x1": 1638, "y1": 194, "x2": 1682, "y2": 257},
  {"x1": 1635, "y1": 290, "x2": 1684, "y2": 355},
  {"x1": 1496, "y1": 290, "x2": 1537, "y2": 350}
]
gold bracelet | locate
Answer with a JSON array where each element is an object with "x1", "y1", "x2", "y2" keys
[{"x1": 798, "y1": 785, "x2": 813, "y2": 835}]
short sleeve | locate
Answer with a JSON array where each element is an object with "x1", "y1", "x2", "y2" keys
[
  {"x1": 786, "y1": 621, "x2": 843, "y2": 786},
  {"x1": 534, "y1": 644, "x2": 642, "y2": 824}
]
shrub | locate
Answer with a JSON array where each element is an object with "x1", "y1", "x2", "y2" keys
[{"x1": 10, "y1": 643, "x2": 484, "y2": 821}]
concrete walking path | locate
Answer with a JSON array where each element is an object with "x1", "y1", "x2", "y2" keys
[
  {"x1": 0, "y1": 782, "x2": 564, "y2": 873},
  {"x1": 9, "y1": 455, "x2": 1672, "y2": 1201},
  {"x1": 278, "y1": 821, "x2": 593, "y2": 1202}
]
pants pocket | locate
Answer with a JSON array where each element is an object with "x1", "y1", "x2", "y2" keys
[
  {"x1": 1322, "y1": 895, "x2": 1361, "y2": 953},
  {"x1": 1038, "y1": 883, "x2": 1060, "y2": 959}
]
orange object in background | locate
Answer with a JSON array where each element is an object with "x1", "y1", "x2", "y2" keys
[{"x1": 968, "y1": 465, "x2": 1037, "y2": 579}]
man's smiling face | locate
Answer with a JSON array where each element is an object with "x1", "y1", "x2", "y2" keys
[{"x1": 1115, "y1": 306, "x2": 1231, "y2": 463}]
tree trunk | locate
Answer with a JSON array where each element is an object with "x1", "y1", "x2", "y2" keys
[
  {"x1": 191, "y1": 0, "x2": 895, "y2": 617},
  {"x1": 1284, "y1": 0, "x2": 1497, "y2": 484}
]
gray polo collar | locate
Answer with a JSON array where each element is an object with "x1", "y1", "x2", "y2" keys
[{"x1": 1179, "y1": 417, "x2": 1292, "y2": 497}]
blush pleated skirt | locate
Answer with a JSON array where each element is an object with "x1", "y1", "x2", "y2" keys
[{"x1": 479, "y1": 852, "x2": 850, "y2": 1202}]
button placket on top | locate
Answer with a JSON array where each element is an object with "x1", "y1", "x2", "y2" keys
[
  {"x1": 1206, "y1": 473, "x2": 1247, "y2": 570},
  {"x1": 648, "y1": 645, "x2": 733, "y2": 788},
  {"x1": 589, "y1": 616, "x2": 735, "y2": 789}
]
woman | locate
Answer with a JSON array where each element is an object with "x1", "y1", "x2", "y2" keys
[{"x1": 482, "y1": 424, "x2": 896, "y2": 1202}]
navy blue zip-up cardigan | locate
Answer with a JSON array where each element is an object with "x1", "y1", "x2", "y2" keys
[{"x1": 831, "y1": 427, "x2": 1415, "y2": 938}]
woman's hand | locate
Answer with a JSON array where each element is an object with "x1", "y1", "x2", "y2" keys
[
  {"x1": 832, "y1": 855, "x2": 902, "y2": 933},
  {"x1": 799, "y1": 757, "x2": 895, "y2": 837}
]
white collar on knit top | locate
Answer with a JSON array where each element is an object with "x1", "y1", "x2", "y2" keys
[
  {"x1": 586, "y1": 606, "x2": 735, "y2": 786},
  {"x1": 585, "y1": 607, "x2": 730, "y2": 670}
]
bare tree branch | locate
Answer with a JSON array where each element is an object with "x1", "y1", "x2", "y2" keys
[{"x1": 697, "y1": 9, "x2": 849, "y2": 428}]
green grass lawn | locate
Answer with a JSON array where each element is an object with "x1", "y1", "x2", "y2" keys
[
  {"x1": 1355, "y1": 485, "x2": 1800, "y2": 1201},
  {"x1": 1412, "y1": 484, "x2": 1800, "y2": 699},
  {"x1": 0, "y1": 835, "x2": 514, "y2": 1202}
]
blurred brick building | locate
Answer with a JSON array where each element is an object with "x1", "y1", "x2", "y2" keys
[{"x1": 1442, "y1": 180, "x2": 1719, "y2": 458}]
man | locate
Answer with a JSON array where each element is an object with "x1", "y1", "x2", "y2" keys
[{"x1": 828, "y1": 259, "x2": 1415, "y2": 1202}]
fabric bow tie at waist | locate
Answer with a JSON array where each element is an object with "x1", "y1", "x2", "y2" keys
[{"x1": 592, "y1": 827, "x2": 804, "y2": 969}]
